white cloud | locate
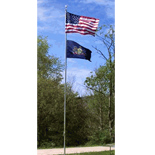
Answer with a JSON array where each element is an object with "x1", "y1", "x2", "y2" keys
[
  {"x1": 80, "y1": 0, "x2": 114, "y2": 6},
  {"x1": 38, "y1": 6, "x2": 64, "y2": 22},
  {"x1": 37, "y1": 7, "x2": 48, "y2": 21},
  {"x1": 79, "y1": 0, "x2": 114, "y2": 19},
  {"x1": 67, "y1": 59, "x2": 76, "y2": 63},
  {"x1": 67, "y1": 67, "x2": 91, "y2": 80},
  {"x1": 105, "y1": 7, "x2": 115, "y2": 18},
  {"x1": 61, "y1": 67, "x2": 94, "y2": 96},
  {"x1": 37, "y1": 1, "x2": 65, "y2": 33},
  {"x1": 37, "y1": 0, "x2": 44, "y2": 5}
]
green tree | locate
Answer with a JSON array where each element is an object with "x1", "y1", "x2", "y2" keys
[
  {"x1": 37, "y1": 78, "x2": 64, "y2": 147},
  {"x1": 37, "y1": 36, "x2": 90, "y2": 147},
  {"x1": 85, "y1": 25, "x2": 115, "y2": 143},
  {"x1": 84, "y1": 64, "x2": 113, "y2": 144},
  {"x1": 95, "y1": 25, "x2": 115, "y2": 140},
  {"x1": 37, "y1": 36, "x2": 63, "y2": 80},
  {"x1": 37, "y1": 36, "x2": 64, "y2": 147},
  {"x1": 60, "y1": 82, "x2": 90, "y2": 146}
]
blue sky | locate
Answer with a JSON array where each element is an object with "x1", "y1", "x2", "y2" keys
[{"x1": 37, "y1": 0, "x2": 115, "y2": 96}]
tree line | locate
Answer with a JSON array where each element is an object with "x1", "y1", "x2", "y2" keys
[{"x1": 37, "y1": 25, "x2": 115, "y2": 148}]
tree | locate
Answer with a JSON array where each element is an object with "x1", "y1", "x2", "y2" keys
[
  {"x1": 37, "y1": 36, "x2": 63, "y2": 81},
  {"x1": 85, "y1": 25, "x2": 115, "y2": 143},
  {"x1": 37, "y1": 36, "x2": 90, "y2": 147},
  {"x1": 37, "y1": 36, "x2": 64, "y2": 147},
  {"x1": 84, "y1": 64, "x2": 113, "y2": 144},
  {"x1": 62, "y1": 82, "x2": 91, "y2": 146},
  {"x1": 95, "y1": 25, "x2": 115, "y2": 140}
]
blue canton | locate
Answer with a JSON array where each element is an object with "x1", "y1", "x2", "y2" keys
[{"x1": 66, "y1": 12, "x2": 80, "y2": 24}]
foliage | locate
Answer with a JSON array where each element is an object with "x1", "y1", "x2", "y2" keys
[
  {"x1": 37, "y1": 36, "x2": 63, "y2": 80},
  {"x1": 37, "y1": 25, "x2": 115, "y2": 148},
  {"x1": 66, "y1": 95, "x2": 90, "y2": 146},
  {"x1": 84, "y1": 25, "x2": 115, "y2": 144},
  {"x1": 37, "y1": 36, "x2": 64, "y2": 147},
  {"x1": 37, "y1": 36, "x2": 90, "y2": 148},
  {"x1": 96, "y1": 24, "x2": 115, "y2": 60}
]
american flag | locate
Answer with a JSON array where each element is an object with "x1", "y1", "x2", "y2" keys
[{"x1": 65, "y1": 12, "x2": 99, "y2": 36}]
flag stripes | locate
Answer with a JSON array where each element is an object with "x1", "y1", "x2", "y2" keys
[
  {"x1": 66, "y1": 29, "x2": 95, "y2": 36},
  {"x1": 65, "y1": 12, "x2": 99, "y2": 36}
]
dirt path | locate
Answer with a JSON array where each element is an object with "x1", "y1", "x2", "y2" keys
[{"x1": 37, "y1": 146, "x2": 115, "y2": 155}]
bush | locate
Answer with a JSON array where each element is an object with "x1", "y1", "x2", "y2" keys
[
  {"x1": 39, "y1": 141, "x2": 55, "y2": 148},
  {"x1": 99, "y1": 130, "x2": 111, "y2": 144},
  {"x1": 87, "y1": 130, "x2": 111, "y2": 145}
]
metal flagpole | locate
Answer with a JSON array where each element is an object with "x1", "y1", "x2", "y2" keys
[{"x1": 64, "y1": 5, "x2": 67, "y2": 155}]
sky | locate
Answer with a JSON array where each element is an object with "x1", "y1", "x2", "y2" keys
[{"x1": 37, "y1": 0, "x2": 115, "y2": 96}]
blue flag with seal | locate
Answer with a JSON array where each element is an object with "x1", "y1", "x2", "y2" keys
[{"x1": 67, "y1": 40, "x2": 92, "y2": 61}]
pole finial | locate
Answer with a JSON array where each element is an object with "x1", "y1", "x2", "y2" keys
[{"x1": 65, "y1": 5, "x2": 67, "y2": 13}]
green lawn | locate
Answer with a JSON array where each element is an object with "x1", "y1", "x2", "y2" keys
[{"x1": 63, "y1": 151, "x2": 115, "y2": 155}]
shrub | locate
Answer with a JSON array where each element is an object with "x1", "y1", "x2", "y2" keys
[
  {"x1": 39, "y1": 141, "x2": 55, "y2": 148},
  {"x1": 87, "y1": 130, "x2": 112, "y2": 145}
]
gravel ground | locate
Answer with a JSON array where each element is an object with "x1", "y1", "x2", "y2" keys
[{"x1": 37, "y1": 146, "x2": 115, "y2": 155}]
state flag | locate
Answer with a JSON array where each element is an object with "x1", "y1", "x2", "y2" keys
[{"x1": 67, "y1": 40, "x2": 92, "y2": 61}]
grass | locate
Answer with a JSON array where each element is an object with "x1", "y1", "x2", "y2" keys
[{"x1": 64, "y1": 151, "x2": 115, "y2": 155}]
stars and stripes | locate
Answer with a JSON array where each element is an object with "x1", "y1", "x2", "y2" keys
[{"x1": 65, "y1": 12, "x2": 99, "y2": 36}]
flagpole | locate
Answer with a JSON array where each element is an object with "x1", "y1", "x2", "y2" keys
[{"x1": 64, "y1": 5, "x2": 67, "y2": 155}]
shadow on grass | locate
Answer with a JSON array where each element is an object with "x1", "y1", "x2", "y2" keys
[{"x1": 64, "y1": 150, "x2": 115, "y2": 155}]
